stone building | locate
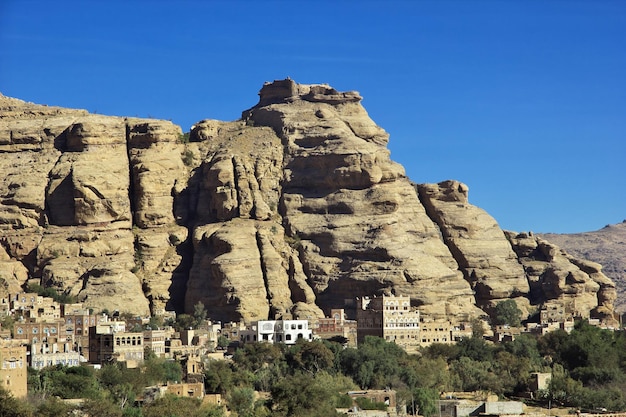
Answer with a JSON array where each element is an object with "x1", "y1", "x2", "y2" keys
[
  {"x1": 143, "y1": 328, "x2": 172, "y2": 358},
  {"x1": 419, "y1": 316, "x2": 453, "y2": 346},
  {"x1": 313, "y1": 308, "x2": 357, "y2": 347},
  {"x1": 13, "y1": 317, "x2": 65, "y2": 345},
  {"x1": 356, "y1": 295, "x2": 421, "y2": 353},
  {"x1": 88, "y1": 319, "x2": 144, "y2": 368},
  {"x1": 62, "y1": 304, "x2": 98, "y2": 353},
  {"x1": 0, "y1": 342, "x2": 27, "y2": 398},
  {"x1": 240, "y1": 319, "x2": 313, "y2": 344},
  {"x1": 30, "y1": 340, "x2": 81, "y2": 369}
]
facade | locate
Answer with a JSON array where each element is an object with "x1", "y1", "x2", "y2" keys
[
  {"x1": 0, "y1": 342, "x2": 27, "y2": 398},
  {"x1": 346, "y1": 389, "x2": 397, "y2": 415},
  {"x1": 144, "y1": 329, "x2": 172, "y2": 358},
  {"x1": 88, "y1": 320, "x2": 144, "y2": 368},
  {"x1": 241, "y1": 319, "x2": 313, "y2": 344},
  {"x1": 357, "y1": 295, "x2": 421, "y2": 353},
  {"x1": 63, "y1": 305, "x2": 98, "y2": 353},
  {"x1": 313, "y1": 309, "x2": 358, "y2": 347},
  {"x1": 30, "y1": 341, "x2": 81, "y2": 369},
  {"x1": 13, "y1": 317, "x2": 65, "y2": 345},
  {"x1": 221, "y1": 321, "x2": 246, "y2": 343},
  {"x1": 419, "y1": 317, "x2": 453, "y2": 346}
]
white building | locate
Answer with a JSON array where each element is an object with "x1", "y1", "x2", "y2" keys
[{"x1": 241, "y1": 320, "x2": 313, "y2": 344}]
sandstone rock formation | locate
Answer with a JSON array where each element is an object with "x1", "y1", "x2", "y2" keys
[
  {"x1": 0, "y1": 85, "x2": 617, "y2": 325},
  {"x1": 539, "y1": 222, "x2": 626, "y2": 314}
]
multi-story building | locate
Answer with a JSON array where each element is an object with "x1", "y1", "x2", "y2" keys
[
  {"x1": 8, "y1": 292, "x2": 60, "y2": 319},
  {"x1": 220, "y1": 321, "x2": 246, "y2": 343},
  {"x1": 313, "y1": 309, "x2": 357, "y2": 347},
  {"x1": 30, "y1": 340, "x2": 81, "y2": 369},
  {"x1": 88, "y1": 319, "x2": 144, "y2": 368},
  {"x1": 144, "y1": 328, "x2": 173, "y2": 358},
  {"x1": 240, "y1": 319, "x2": 313, "y2": 344},
  {"x1": 62, "y1": 306, "x2": 98, "y2": 354},
  {"x1": 0, "y1": 341, "x2": 27, "y2": 398},
  {"x1": 13, "y1": 317, "x2": 65, "y2": 345},
  {"x1": 419, "y1": 317, "x2": 453, "y2": 346},
  {"x1": 356, "y1": 295, "x2": 421, "y2": 353}
]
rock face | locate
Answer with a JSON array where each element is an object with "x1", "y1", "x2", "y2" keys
[
  {"x1": 0, "y1": 84, "x2": 617, "y2": 325},
  {"x1": 538, "y1": 222, "x2": 626, "y2": 314}
]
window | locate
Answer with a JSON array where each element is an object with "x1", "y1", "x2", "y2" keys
[
  {"x1": 50, "y1": 328, "x2": 57, "y2": 334},
  {"x1": 16, "y1": 327, "x2": 23, "y2": 335},
  {"x1": 286, "y1": 334, "x2": 292, "y2": 341},
  {"x1": 32, "y1": 328, "x2": 38, "y2": 334}
]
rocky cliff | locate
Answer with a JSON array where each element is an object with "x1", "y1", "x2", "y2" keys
[{"x1": 0, "y1": 80, "x2": 617, "y2": 325}]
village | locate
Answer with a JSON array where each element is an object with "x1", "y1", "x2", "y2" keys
[{"x1": 0, "y1": 289, "x2": 621, "y2": 416}]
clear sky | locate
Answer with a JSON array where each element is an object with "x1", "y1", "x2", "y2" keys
[{"x1": 1, "y1": 0, "x2": 624, "y2": 233}]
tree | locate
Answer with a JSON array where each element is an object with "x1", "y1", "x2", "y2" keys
[
  {"x1": 493, "y1": 300, "x2": 522, "y2": 327},
  {"x1": 204, "y1": 360, "x2": 237, "y2": 394},
  {"x1": 193, "y1": 301, "x2": 207, "y2": 327},
  {"x1": 36, "y1": 396, "x2": 75, "y2": 417},
  {"x1": 0, "y1": 386, "x2": 34, "y2": 417},
  {"x1": 411, "y1": 388, "x2": 438, "y2": 417},
  {"x1": 270, "y1": 372, "x2": 342, "y2": 417},
  {"x1": 217, "y1": 335, "x2": 230, "y2": 349},
  {"x1": 287, "y1": 340, "x2": 335, "y2": 375},
  {"x1": 227, "y1": 386, "x2": 255, "y2": 417},
  {"x1": 142, "y1": 394, "x2": 224, "y2": 417},
  {"x1": 80, "y1": 398, "x2": 123, "y2": 417}
]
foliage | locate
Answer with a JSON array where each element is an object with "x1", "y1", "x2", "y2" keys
[
  {"x1": 217, "y1": 335, "x2": 230, "y2": 349},
  {"x1": 270, "y1": 372, "x2": 343, "y2": 417},
  {"x1": 193, "y1": 301, "x2": 207, "y2": 326},
  {"x1": 227, "y1": 386, "x2": 256, "y2": 417},
  {"x1": 0, "y1": 386, "x2": 34, "y2": 417},
  {"x1": 411, "y1": 387, "x2": 439, "y2": 417},
  {"x1": 142, "y1": 394, "x2": 224, "y2": 417},
  {"x1": 179, "y1": 132, "x2": 191, "y2": 143},
  {"x1": 355, "y1": 396, "x2": 387, "y2": 410},
  {"x1": 26, "y1": 283, "x2": 76, "y2": 304},
  {"x1": 16, "y1": 323, "x2": 626, "y2": 413},
  {"x1": 35, "y1": 396, "x2": 75, "y2": 417},
  {"x1": 80, "y1": 398, "x2": 123, "y2": 417},
  {"x1": 30, "y1": 365, "x2": 101, "y2": 399},
  {"x1": 493, "y1": 300, "x2": 522, "y2": 326},
  {"x1": 0, "y1": 314, "x2": 16, "y2": 337}
]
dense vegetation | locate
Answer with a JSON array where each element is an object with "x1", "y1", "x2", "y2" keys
[{"x1": 2, "y1": 320, "x2": 626, "y2": 416}]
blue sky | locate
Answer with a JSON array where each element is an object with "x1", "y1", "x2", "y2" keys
[{"x1": 1, "y1": 0, "x2": 624, "y2": 233}]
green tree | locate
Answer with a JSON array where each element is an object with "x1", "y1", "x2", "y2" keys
[
  {"x1": 0, "y1": 386, "x2": 34, "y2": 417},
  {"x1": 36, "y1": 396, "x2": 75, "y2": 417},
  {"x1": 142, "y1": 394, "x2": 224, "y2": 417},
  {"x1": 287, "y1": 340, "x2": 335, "y2": 375},
  {"x1": 205, "y1": 360, "x2": 237, "y2": 394},
  {"x1": 80, "y1": 398, "x2": 123, "y2": 417},
  {"x1": 227, "y1": 386, "x2": 255, "y2": 417},
  {"x1": 193, "y1": 301, "x2": 207, "y2": 327},
  {"x1": 493, "y1": 300, "x2": 522, "y2": 327},
  {"x1": 411, "y1": 387, "x2": 438, "y2": 417},
  {"x1": 217, "y1": 335, "x2": 230, "y2": 349},
  {"x1": 270, "y1": 372, "x2": 342, "y2": 417}
]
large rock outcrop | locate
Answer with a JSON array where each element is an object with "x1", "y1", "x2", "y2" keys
[{"x1": 0, "y1": 84, "x2": 617, "y2": 325}]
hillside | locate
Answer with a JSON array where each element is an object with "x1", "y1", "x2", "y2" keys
[
  {"x1": 0, "y1": 80, "x2": 618, "y2": 326},
  {"x1": 540, "y1": 221, "x2": 626, "y2": 313}
]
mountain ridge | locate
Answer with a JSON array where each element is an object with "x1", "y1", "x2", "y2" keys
[{"x1": 0, "y1": 81, "x2": 618, "y2": 326}]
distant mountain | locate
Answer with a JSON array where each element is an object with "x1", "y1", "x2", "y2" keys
[{"x1": 540, "y1": 221, "x2": 626, "y2": 313}]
